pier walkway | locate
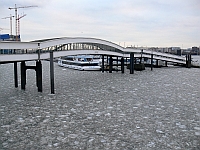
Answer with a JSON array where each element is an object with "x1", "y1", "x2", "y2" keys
[
  {"x1": 0, "y1": 37, "x2": 187, "y2": 64},
  {"x1": 0, "y1": 37, "x2": 196, "y2": 93}
]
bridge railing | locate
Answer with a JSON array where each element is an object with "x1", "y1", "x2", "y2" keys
[
  {"x1": 0, "y1": 47, "x2": 191, "y2": 66},
  {"x1": 0, "y1": 48, "x2": 59, "y2": 55},
  {"x1": 0, "y1": 49, "x2": 38, "y2": 54}
]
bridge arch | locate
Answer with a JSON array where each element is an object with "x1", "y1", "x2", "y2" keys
[
  {"x1": 0, "y1": 37, "x2": 187, "y2": 65},
  {"x1": 37, "y1": 37, "x2": 125, "y2": 54},
  {"x1": 40, "y1": 50, "x2": 124, "y2": 60}
]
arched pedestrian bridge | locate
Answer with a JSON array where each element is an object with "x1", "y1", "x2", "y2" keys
[
  {"x1": 0, "y1": 37, "x2": 194, "y2": 93},
  {"x1": 0, "y1": 37, "x2": 187, "y2": 64}
]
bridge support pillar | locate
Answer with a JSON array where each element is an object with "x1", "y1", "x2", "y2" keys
[
  {"x1": 116, "y1": 57, "x2": 118, "y2": 72},
  {"x1": 130, "y1": 52, "x2": 134, "y2": 74},
  {"x1": 140, "y1": 49, "x2": 143, "y2": 64},
  {"x1": 186, "y1": 54, "x2": 188, "y2": 67},
  {"x1": 21, "y1": 61, "x2": 26, "y2": 90},
  {"x1": 102, "y1": 55, "x2": 104, "y2": 73},
  {"x1": 156, "y1": 60, "x2": 159, "y2": 67},
  {"x1": 151, "y1": 54, "x2": 153, "y2": 71},
  {"x1": 107, "y1": 56, "x2": 109, "y2": 64},
  {"x1": 50, "y1": 50, "x2": 55, "y2": 94},
  {"x1": 36, "y1": 60, "x2": 42, "y2": 92},
  {"x1": 109, "y1": 56, "x2": 113, "y2": 73},
  {"x1": 14, "y1": 62, "x2": 18, "y2": 87},
  {"x1": 165, "y1": 61, "x2": 168, "y2": 67},
  {"x1": 189, "y1": 54, "x2": 192, "y2": 68},
  {"x1": 186, "y1": 54, "x2": 191, "y2": 68},
  {"x1": 121, "y1": 57, "x2": 124, "y2": 73}
]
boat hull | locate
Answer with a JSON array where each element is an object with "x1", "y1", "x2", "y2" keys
[{"x1": 58, "y1": 56, "x2": 101, "y2": 71}]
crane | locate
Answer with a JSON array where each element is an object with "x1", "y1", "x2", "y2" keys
[
  {"x1": 2, "y1": 15, "x2": 15, "y2": 35},
  {"x1": 16, "y1": 14, "x2": 26, "y2": 41},
  {"x1": 0, "y1": 27, "x2": 9, "y2": 32},
  {"x1": 8, "y1": 4, "x2": 38, "y2": 41}
]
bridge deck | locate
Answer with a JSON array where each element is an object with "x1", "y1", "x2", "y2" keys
[{"x1": 0, "y1": 37, "x2": 188, "y2": 65}]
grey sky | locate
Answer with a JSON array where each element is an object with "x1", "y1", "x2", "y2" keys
[{"x1": 0, "y1": 0, "x2": 200, "y2": 48}]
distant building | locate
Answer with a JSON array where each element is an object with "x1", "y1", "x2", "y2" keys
[
  {"x1": 191, "y1": 47, "x2": 199, "y2": 55},
  {"x1": 182, "y1": 49, "x2": 191, "y2": 55},
  {"x1": 0, "y1": 34, "x2": 21, "y2": 54},
  {"x1": 148, "y1": 47, "x2": 168, "y2": 53},
  {"x1": 0, "y1": 34, "x2": 20, "y2": 41}
]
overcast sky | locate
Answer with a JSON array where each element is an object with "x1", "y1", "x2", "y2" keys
[{"x1": 0, "y1": 0, "x2": 200, "y2": 48}]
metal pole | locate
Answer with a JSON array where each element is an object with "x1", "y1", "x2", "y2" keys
[
  {"x1": 116, "y1": 57, "x2": 118, "y2": 72},
  {"x1": 109, "y1": 56, "x2": 113, "y2": 73},
  {"x1": 36, "y1": 60, "x2": 42, "y2": 92},
  {"x1": 130, "y1": 52, "x2": 134, "y2": 74},
  {"x1": 156, "y1": 60, "x2": 158, "y2": 67},
  {"x1": 121, "y1": 57, "x2": 124, "y2": 73},
  {"x1": 21, "y1": 61, "x2": 26, "y2": 90},
  {"x1": 38, "y1": 43, "x2": 40, "y2": 60},
  {"x1": 50, "y1": 50, "x2": 55, "y2": 94},
  {"x1": 102, "y1": 55, "x2": 104, "y2": 73},
  {"x1": 14, "y1": 62, "x2": 18, "y2": 87},
  {"x1": 189, "y1": 54, "x2": 191, "y2": 68},
  {"x1": 151, "y1": 54, "x2": 153, "y2": 71},
  {"x1": 140, "y1": 49, "x2": 143, "y2": 64},
  {"x1": 186, "y1": 54, "x2": 188, "y2": 68}
]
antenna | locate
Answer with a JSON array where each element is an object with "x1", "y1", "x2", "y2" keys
[
  {"x1": 0, "y1": 27, "x2": 9, "y2": 31},
  {"x1": 8, "y1": 4, "x2": 38, "y2": 41}
]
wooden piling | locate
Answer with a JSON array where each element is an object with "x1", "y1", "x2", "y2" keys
[
  {"x1": 14, "y1": 62, "x2": 18, "y2": 87},
  {"x1": 50, "y1": 50, "x2": 55, "y2": 94},
  {"x1": 151, "y1": 54, "x2": 153, "y2": 71},
  {"x1": 156, "y1": 60, "x2": 159, "y2": 67},
  {"x1": 109, "y1": 56, "x2": 113, "y2": 73},
  {"x1": 21, "y1": 61, "x2": 26, "y2": 90},
  {"x1": 121, "y1": 57, "x2": 124, "y2": 73},
  {"x1": 130, "y1": 52, "x2": 134, "y2": 74},
  {"x1": 36, "y1": 60, "x2": 42, "y2": 92},
  {"x1": 102, "y1": 55, "x2": 104, "y2": 73},
  {"x1": 165, "y1": 61, "x2": 168, "y2": 67}
]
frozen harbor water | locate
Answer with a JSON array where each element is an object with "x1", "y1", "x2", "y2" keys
[{"x1": 0, "y1": 61, "x2": 200, "y2": 149}]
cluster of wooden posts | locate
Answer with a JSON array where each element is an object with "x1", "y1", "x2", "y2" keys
[
  {"x1": 101, "y1": 53, "x2": 154, "y2": 74},
  {"x1": 186, "y1": 53, "x2": 192, "y2": 68},
  {"x1": 12, "y1": 52, "x2": 192, "y2": 94}
]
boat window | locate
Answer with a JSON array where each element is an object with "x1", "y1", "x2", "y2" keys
[
  {"x1": 80, "y1": 63, "x2": 99, "y2": 66},
  {"x1": 86, "y1": 58, "x2": 92, "y2": 61}
]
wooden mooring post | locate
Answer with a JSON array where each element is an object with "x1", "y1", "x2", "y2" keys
[
  {"x1": 102, "y1": 55, "x2": 104, "y2": 73},
  {"x1": 186, "y1": 54, "x2": 191, "y2": 68},
  {"x1": 151, "y1": 54, "x2": 153, "y2": 71},
  {"x1": 121, "y1": 57, "x2": 124, "y2": 73},
  {"x1": 130, "y1": 52, "x2": 134, "y2": 74},
  {"x1": 14, "y1": 62, "x2": 18, "y2": 87},
  {"x1": 109, "y1": 56, "x2": 113, "y2": 73},
  {"x1": 36, "y1": 61, "x2": 42, "y2": 92},
  {"x1": 50, "y1": 50, "x2": 55, "y2": 94},
  {"x1": 21, "y1": 61, "x2": 26, "y2": 90}
]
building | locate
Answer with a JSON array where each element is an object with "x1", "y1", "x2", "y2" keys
[
  {"x1": 191, "y1": 47, "x2": 199, "y2": 55},
  {"x1": 0, "y1": 34, "x2": 20, "y2": 41}
]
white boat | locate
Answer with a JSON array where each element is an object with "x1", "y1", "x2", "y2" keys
[{"x1": 58, "y1": 55, "x2": 101, "y2": 71}]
